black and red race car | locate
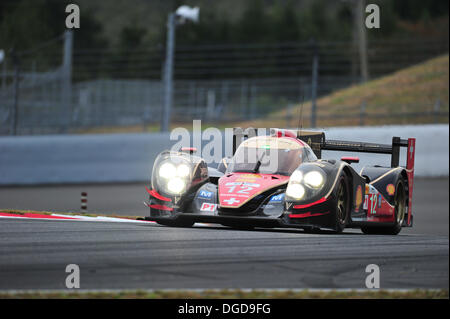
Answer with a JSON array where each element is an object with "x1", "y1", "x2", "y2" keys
[{"x1": 144, "y1": 128, "x2": 415, "y2": 234}]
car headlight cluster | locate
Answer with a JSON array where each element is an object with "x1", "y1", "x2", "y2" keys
[
  {"x1": 286, "y1": 183, "x2": 306, "y2": 200},
  {"x1": 157, "y1": 161, "x2": 191, "y2": 195},
  {"x1": 286, "y1": 167, "x2": 326, "y2": 200},
  {"x1": 304, "y1": 171, "x2": 324, "y2": 188}
]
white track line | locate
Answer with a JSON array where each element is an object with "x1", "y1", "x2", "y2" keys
[{"x1": 0, "y1": 213, "x2": 214, "y2": 226}]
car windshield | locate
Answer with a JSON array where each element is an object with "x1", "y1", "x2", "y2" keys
[{"x1": 228, "y1": 136, "x2": 305, "y2": 176}]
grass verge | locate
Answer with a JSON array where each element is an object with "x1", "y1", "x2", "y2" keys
[{"x1": 0, "y1": 289, "x2": 447, "y2": 299}]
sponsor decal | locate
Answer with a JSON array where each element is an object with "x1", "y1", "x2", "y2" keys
[
  {"x1": 235, "y1": 174, "x2": 261, "y2": 182},
  {"x1": 219, "y1": 172, "x2": 289, "y2": 207},
  {"x1": 355, "y1": 185, "x2": 363, "y2": 211},
  {"x1": 365, "y1": 193, "x2": 378, "y2": 215},
  {"x1": 223, "y1": 197, "x2": 240, "y2": 205},
  {"x1": 386, "y1": 183, "x2": 395, "y2": 196},
  {"x1": 269, "y1": 193, "x2": 285, "y2": 203},
  {"x1": 198, "y1": 190, "x2": 213, "y2": 199},
  {"x1": 200, "y1": 203, "x2": 217, "y2": 212}
]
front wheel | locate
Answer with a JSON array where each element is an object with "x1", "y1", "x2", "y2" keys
[{"x1": 334, "y1": 174, "x2": 350, "y2": 233}]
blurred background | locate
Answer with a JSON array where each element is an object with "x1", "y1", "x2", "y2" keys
[{"x1": 0, "y1": 0, "x2": 448, "y2": 135}]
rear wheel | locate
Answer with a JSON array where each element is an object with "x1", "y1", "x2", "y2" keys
[
  {"x1": 333, "y1": 174, "x2": 350, "y2": 233},
  {"x1": 361, "y1": 178, "x2": 406, "y2": 235}
]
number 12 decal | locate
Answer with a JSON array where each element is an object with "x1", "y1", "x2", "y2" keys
[
  {"x1": 370, "y1": 194, "x2": 377, "y2": 215},
  {"x1": 364, "y1": 194, "x2": 378, "y2": 215},
  {"x1": 227, "y1": 185, "x2": 254, "y2": 194}
]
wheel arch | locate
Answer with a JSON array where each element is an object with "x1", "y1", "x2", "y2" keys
[{"x1": 342, "y1": 165, "x2": 354, "y2": 209}]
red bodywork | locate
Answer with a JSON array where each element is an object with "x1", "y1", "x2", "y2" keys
[{"x1": 218, "y1": 173, "x2": 290, "y2": 208}]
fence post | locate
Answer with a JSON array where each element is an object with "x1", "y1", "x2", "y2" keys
[
  {"x1": 359, "y1": 101, "x2": 366, "y2": 126},
  {"x1": 250, "y1": 84, "x2": 257, "y2": 120},
  {"x1": 206, "y1": 89, "x2": 215, "y2": 120},
  {"x1": 240, "y1": 79, "x2": 248, "y2": 120},
  {"x1": 189, "y1": 81, "x2": 196, "y2": 114},
  {"x1": 62, "y1": 30, "x2": 73, "y2": 133},
  {"x1": 286, "y1": 103, "x2": 293, "y2": 128},
  {"x1": 433, "y1": 98, "x2": 441, "y2": 124},
  {"x1": 356, "y1": 0, "x2": 369, "y2": 83},
  {"x1": 311, "y1": 39, "x2": 319, "y2": 128},
  {"x1": 11, "y1": 49, "x2": 19, "y2": 136},
  {"x1": 221, "y1": 80, "x2": 229, "y2": 120},
  {"x1": 1, "y1": 55, "x2": 5, "y2": 92},
  {"x1": 161, "y1": 12, "x2": 176, "y2": 132}
]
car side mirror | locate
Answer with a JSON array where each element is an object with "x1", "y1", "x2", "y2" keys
[{"x1": 341, "y1": 156, "x2": 359, "y2": 164}]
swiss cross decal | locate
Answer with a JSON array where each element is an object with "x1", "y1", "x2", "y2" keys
[{"x1": 223, "y1": 198, "x2": 240, "y2": 205}]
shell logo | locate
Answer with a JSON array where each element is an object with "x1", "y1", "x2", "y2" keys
[
  {"x1": 355, "y1": 185, "x2": 363, "y2": 208},
  {"x1": 386, "y1": 184, "x2": 395, "y2": 196}
]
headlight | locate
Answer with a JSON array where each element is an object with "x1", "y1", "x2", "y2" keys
[
  {"x1": 176, "y1": 164, "x2": 190, "y2": 178},
  {"x1": 290, "y1": 170, "x2": 303, "y2": 183},
  {"x1": 286, "y1": 184, "x2": 305, "y2": 200},
  {"x1": 156, "y1": 161, "x2": 191, "y2": 195},
  {"x1": 304, "y1": 171, "x2": 324, "y2": 188},
  {"x1": 167, "y1": 177, "x2": 186, "y2": 194},
  {"x1": 159, "y1": 162, "x2": 176, "y2": 179}
]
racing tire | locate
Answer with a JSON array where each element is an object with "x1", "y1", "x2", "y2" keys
[
  {"x1": 333, "y1": 173, "x2": 350, "y2": 233},
  {"x1": 361, "y1": 178, "x2": 406, "y2": 235}
]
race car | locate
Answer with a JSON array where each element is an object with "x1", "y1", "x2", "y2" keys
[{"x1": 144, "y1": 128, "x2": 415, "y2": 234}]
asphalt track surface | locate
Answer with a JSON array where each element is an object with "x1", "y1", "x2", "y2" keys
[{"x1": 0, "y1": 178, "x2": 448, "y2": 290}]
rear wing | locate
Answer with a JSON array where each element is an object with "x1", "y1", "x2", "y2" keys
[
  {"x1": 233, "y1": 128, "x2": 415, "y2": 170},
  {"x1": 298, "y1": 130, "x2": 415, "y2": 169}
]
